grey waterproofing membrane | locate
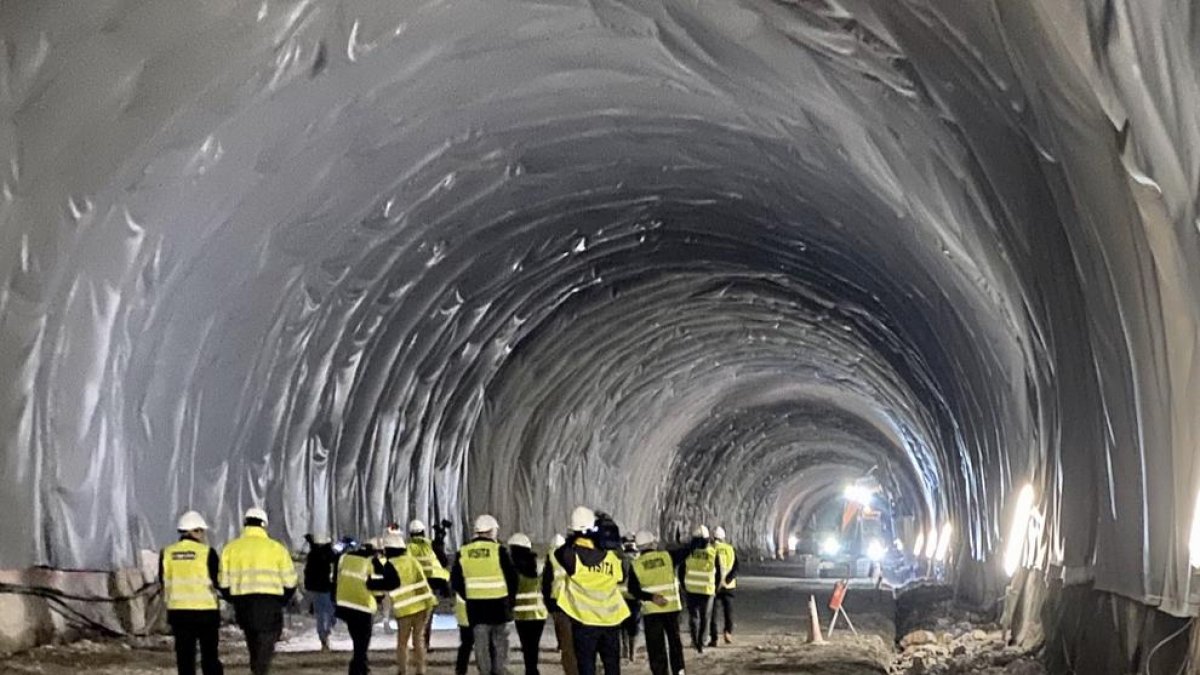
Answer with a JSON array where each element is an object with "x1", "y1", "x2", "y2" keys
[{"x1": 0, "y1": 0, "x2": 1197, "y2": 617}]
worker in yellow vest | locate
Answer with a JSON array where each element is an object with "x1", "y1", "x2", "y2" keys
[
  {"x1": 160, "y1": 511, "x2": 224, "y2": 675},
  {"x1": 408, "y1": 519, "x2": 451, "y2": 650},
  {"x1": 453, "y1": 594, "x2": 474, "y2": 675},
  {"x1": 508, "y1": 533, "x2": 548, "y2": 675},
  {"x1": 335, "y1": 538, "x2": 400, "y2": 675},
  {"x1": 541, "y1": 533, "x2": 576, "y2": 675},
  {"x1": 554, "y1": 506, "x2": 630, "y2": 675},
  {"x1": 709, "y1": 526, "x2": 738, "y2": 647},
  {"x1": 383, "y1": 533, "x2": 437, "y2": 675},
  {"x1": 681, "y1": 525, "x2": 722, "y2": 654},
  {"x1": 619, "y1": 537, "x2": 641, "y2": 663},
  {"x1": 218, "y1": 507, "x2": 298, "y2": 675},
  {"x1": 627, "y1": 531, "x2": 695, "y2": 675},
  {"x1": 450, "y1": 514, "x2": 518, "y2": 675}
]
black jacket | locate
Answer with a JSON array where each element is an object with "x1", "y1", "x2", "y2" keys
[
  {"x1": 450, "y1": 537, "x2": 518, "y2": 626},
  {"x1": 303, "y1": 543, "x2": 337, "y2": 593}
]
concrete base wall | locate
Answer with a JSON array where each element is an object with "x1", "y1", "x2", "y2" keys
[
  {"x1": 0, "y1": 558, "x2": 163, "y2": 655},
  {"x1": 1002, "y1": 569, "x2": 1192, "y2": 675}
]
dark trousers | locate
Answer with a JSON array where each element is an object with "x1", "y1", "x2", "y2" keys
[
  {"x1": 169, "y1": 610, "x2": 224, "y2": 675},
  {"x1": 620, "y1": 601, "x2": 640, "y2": 660},
  {"x1": 515, "y1": 620, "x2": 545, "y2": 675},
  {"x1": 685, "y1": 593, "x2": 712, "y2": 653},
  {"x1": 233, "y1": 597, "x2": 283, "y2": 675},
  {"x1": 643, "y1": 612, "x2": 685, "y2": 675},
  {"x1": 709, "y1": 591, "x2": 733, "y2": 642},
  {"x1": 338, "y1": 610, "x2": 374, "y2": 675},
  {"x1": 456, "y1": 626, "x2": 475, "y2": 675},
  {"x1": 570, "y1": 620, "x2": 620, "y2": 675}
]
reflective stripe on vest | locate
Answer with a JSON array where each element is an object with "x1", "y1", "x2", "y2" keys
[
  {"x1": 715, "y1": 542, "x2": 737, "y2": 590},
  {"x1": 559, "y1": 549, "x2": 631, "y2": 627},
  {"x1": 633, "y1": 550, "x2": 682, "y2": 615},
  {"x1": 162, "y1": 539, "x2": 218, "y2": 611},
  {"x1": 684, "y1": 546, "x2": 717, "y2": 596},
  {"x1": 335, "y1": 554, "x2": 377, "y2": 614},
  {"x1": 514, "y1": 565, "x2": 548, "y2": 622},
  {"x1": 409, "y1": 538, "x2": 451, "y2": 581},
  {"x1": 460, "y1": 540, "x2": 507, "y2": 600},
  {"x1": 454, "y1": 594, "x2": 469, "y2": 627},
  {"x1": 219, "y1": 527, "x2": 297, "y2": 597},
  {"x1": 549, "y1": 551, "x2": 567, "y2": 601},
  {"x1": 388, "y1": 554, "x2": 436, "y2": 618}
]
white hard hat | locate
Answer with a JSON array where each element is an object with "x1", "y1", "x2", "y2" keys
[
  {"x1": 474, "y1": 514, "x2": 500, "y2": 533},
  {"x1": 508, "y1": 533, "x2": 532, "y2": 549},
  {"x1": 311, "y1": 533, "x2": 332, "y2": 545},
  {"x1": 551, "y1": 534, "x2": 567, "y2": 549},
  {"x1": 244, "y1": 507, "x2": 269, "y2": 525},
  {"x1": 634, "y1": 531, "x2": 658, "y2": 549},
  {"x1": 383, "y1": 532, "x2": 406, "y2": 549},
  {"x1": 408, "y1": 519, "x2": 426, "y2": 534},
  {"x1": 368, "y1": 537, "x2": 384, "y2": 550},
  {"x1": 177, "y1": 511, "x2": 208, "y2": 531},
  {"x1": 692, "y1": 525, "x2": 710, "y2": 539},
  {"x1": 713, "y1": 526, "x2": 727, "y2": 541},
  {"x1": 570, "y1": 506, "x2": 597, "y2": 533}
]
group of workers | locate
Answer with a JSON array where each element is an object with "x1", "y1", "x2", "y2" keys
[{"x1": 158, "y1": 504, "x2": 738, "y2": 675}]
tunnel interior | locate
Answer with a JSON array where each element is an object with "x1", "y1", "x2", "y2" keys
[{"x1": 2, "y1": 0, "x2": 1199, "y2": 649}]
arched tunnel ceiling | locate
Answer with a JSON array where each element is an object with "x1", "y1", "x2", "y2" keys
[{"x1": 0, "y1": 0, "x2": 1198, "y2": 616}]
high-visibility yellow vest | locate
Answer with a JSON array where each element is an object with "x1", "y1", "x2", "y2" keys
[
  {"x1": 409, "y1": 537, "x2": 450, "y2": 582},
  {"x1": 219, "y1": 526, "x2": 297, "y2": 597},
  {"x1": 162, "y1": 539, "x2": 219, "y2": 611},
  {"x1": 454, "y1": 594, "x2": 469, "y2": 627},
  {"x1": 549, "y1": 549, "x2": 567, "y2": 603},
  {"x1": 336, "y1": 554, "x2": 377, "y2": 614},
  {"x1": 633, "y1": 550, "x2": 682, "y2": 615},
  {"x1": 460, "y1": 540, "x2": 508, "y2": 600},
  {"x1": 514, "y1": 564, "x2": 548, "y2": 622},
  {"x1": 559, "y1": 549, "x2": 631, "y2": 627},
  {"x1": 715, "y1": 542, "x2": 736, "y2": 590},
  {"x1": 388, "y1": 554, "x2": 436, "y2": 618},
  {"x1": 684, "y1": 546, "x2": 717, "y2": 596},
  {"x1": 621, "y1": 554, "x2": 637, "y2": 601}
]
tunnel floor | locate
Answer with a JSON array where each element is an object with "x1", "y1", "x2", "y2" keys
[{"x1": 0, "y1": 575, "x2": 1043, "y2": 674}]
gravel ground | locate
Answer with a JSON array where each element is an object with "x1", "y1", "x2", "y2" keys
[{"x1": 0, "y1": 577, "x2": 1037, "y2": 674}]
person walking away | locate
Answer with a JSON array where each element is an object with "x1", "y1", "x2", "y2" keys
[
  {"x1": 541, "y1": 534, "x2": 576, "y2": 675},
  {"x1": 509, "y1": 533, "x2": 548, "y2": 675},
  {"x1": 451, "y1": 514, "x2": 518, "y2": 675},
  {"x1": 555, "y1": 506, "x2": 630, "y2": 675},
  {"x1": 709, "y1": 526, "x2": 738, "y2": 647},
  {"x1": 409, "y1": 519, "x2": 452, "y2": 647},
  {"x1": 454, "y1": 593, "x2": 475, "y2": 675},
  {"x1": 682, "y1": 525, "x2": 721, "y2": 654},
  {"x1": 161, "y1": 511, "x2": 224, "y2": 675},
  {"x1": 619, "y1": 537, "x2": 641, "y2": 663},
  {"x1": 384, "y1": 532, "x2": 438, "y2": 675},
  {"x1": 304, "y1": 533, "x2": 339, "y2": 651},
  {"x1": 219, "y1": 507, "x2": 298, "y2": 675},
  {"x1": 335, "y1": 539, "x2": 400, "y2": 675},
  {"x1": 629, "y1": 531, "x2": 698, "y2": 675}
]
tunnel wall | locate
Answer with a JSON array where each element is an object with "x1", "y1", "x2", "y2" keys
[{"x1": 0, "y1": 0, "x2": 1198, "y2": 632}]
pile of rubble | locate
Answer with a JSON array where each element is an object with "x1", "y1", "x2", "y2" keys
[{"x1": 891, "y1": 625, "x2": 1044, "y2": 674}]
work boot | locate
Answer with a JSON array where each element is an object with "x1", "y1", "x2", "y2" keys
[
  {"x1": 723, "y1": 631, "x2": 733, "y2": 644},
  {"x1": 320, "y1": 636, "x2": 331, "y2": 652}
]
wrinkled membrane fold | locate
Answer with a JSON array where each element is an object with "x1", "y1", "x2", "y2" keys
[{"x1": 0, "y1": 0, "x2": 1198, "y2": 616}]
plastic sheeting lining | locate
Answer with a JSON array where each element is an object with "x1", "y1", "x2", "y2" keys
[{"x1": 0, "y1": 0, "x2": 1197, "y2": 617}]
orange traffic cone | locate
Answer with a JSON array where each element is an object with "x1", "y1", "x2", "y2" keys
[{"x1": 807, "y1": 595, "x2": 827, "y2": 644}]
